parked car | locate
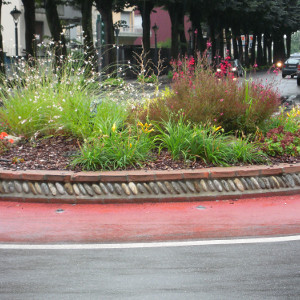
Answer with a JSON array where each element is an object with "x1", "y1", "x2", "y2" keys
[
  {"x1": 229, "y1": 59, "x2": 244, "y2": 77},
  {"x1": 281, "y1": 58, "x2": 300, "y2": 78},
  {"x1": 290, "y1": 52, "x2": 300, "y2": 58},
  {"x1": 216, "y1": 59, "x2": 244, "y2": 77},
  {"x1": 297, "y1": 64, "x2": 300, "y2": 86}
]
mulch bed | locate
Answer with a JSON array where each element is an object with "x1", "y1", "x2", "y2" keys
[{"x1": 0, "y1": 136, "x2": 299, "y2": 172}]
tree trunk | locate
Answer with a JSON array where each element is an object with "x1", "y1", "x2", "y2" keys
[
  {"x1": 232, "y1": 27, "x2": 239, "y2": 59},
  {"x1": 167, "y1": 4, "x2": 180, "y2": 58},
  {"x1": 250, "y1": 34, "x2": 256, "y2": 65},
  {"x1": 208, "y1": 21, "x2": 216, "y2": 60},
  {"x1": 286, "y1": 32, "x2": 291, "y2": 58},
  {"x1": 0, "y1": 0, "x2": 5, "y2": 74},
  {"x1": 95, "y1": 0, "x2": 115, "y2": 70},
  {"x1": 273, "y1": 32, "x2": 285, "y2": 63},
  {"x1": 81, "y1": 0, "x2": 96, "y2": 60},
  {"x1": 178, "y1": 10, "x2": 187, "y2": 55},
  {"x1": 265, "y1": 33, "x2": 272, "y2": 65},
  {"x1": 137, "y1": 2, "x2": 154, "y2": 54},
  {"x1": 214, "y1": 28, "x2": 221, "y2": 59},
  {"x1": 219, "y1": 28, "x2": 224, "y2": 59},
  {"x1": 237, "y1": 35, "x2": 243, "y2": 64},
  {"x1": 45, "y1": 0, "x2": 67, "y2": 57},
  {"x1": 256, "y1": 33, "x2": 263, "y2": 66},
  {"x1": 244, "y1": 34, "x2": 249, "y2": 67},
  {"x1": 263, "y1": 33, "x2": 267, "y2": 65},
  {"x1": 189, "y1": 10, "x2": 205, "y2": 53},
  {"x1": 21, "y1": 0, "x2": 36, "y2": 58},
  {"x1": 225, "y1": 26, "x2": 231, "y2": 57}
]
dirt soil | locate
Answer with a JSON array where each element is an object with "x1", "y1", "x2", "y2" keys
[{"x1": 0, "y1": 136, "x2": 299, "y2": 172}]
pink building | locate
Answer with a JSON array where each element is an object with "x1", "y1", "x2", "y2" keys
[{"x1": 134, "y1": 7, "x2": 191, "y2": 47}]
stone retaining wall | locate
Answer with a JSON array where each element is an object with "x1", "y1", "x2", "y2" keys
[{"x1": 1, "y1": 164, "x2": 300, "y2": 204}]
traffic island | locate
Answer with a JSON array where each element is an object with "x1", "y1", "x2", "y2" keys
[{"x1": 0, "y1": 164, "x2": 300, "y2": 204}]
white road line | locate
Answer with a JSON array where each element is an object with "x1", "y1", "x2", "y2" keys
[{"x1": 0, "y1": 235, "x2": 300, "y2": 250}]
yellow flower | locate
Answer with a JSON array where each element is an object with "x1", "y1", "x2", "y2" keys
[
  {"x1": 111, "y1": 123, "x2": 116, "y2": 132},
  {"x1": 129, "y1": 143, "x2": 132, "y2": 148},
  {"x1": 213, "y1": 126, "x2": 222, "y2": 132}
]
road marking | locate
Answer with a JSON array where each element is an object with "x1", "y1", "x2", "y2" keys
[{"x1": 0, "y1": 235, "x2": 300, "y2": 250}]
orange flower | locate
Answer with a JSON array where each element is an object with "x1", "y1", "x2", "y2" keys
[
  {"x1": 8, "y1": 139, "x2": 14, "y2": 144},
  {"x1": 0, "y1": 132, "x2": 8, "y2": 139}
]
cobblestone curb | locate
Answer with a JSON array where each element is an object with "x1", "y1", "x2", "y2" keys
[{"x1": 1, "y1": 164, "x2": 300, "y2": 204}]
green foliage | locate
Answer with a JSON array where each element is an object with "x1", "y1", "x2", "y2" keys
[
  {"x1": 100, "y1": 77, "x2": 125, "y2": 88},
  {"x1": 71, "y1": 123, "x2": 155, "y2": 171},
  {"x1": 259, "y1": 126, "x2": 300, "y2": 157},
  {"x1": 0, "y1": 47, "x2": 104, "y2": 139},
  {"x1": 155, "y1": 115, "x2": 193, "y2": 160},
  {"x1": 291, "y1": 31, "x2": 300, "y2": 53},
  {"x1": 1, "y1": 40, "x2": 298, "y2": 171},
  {"x1": 137, "y1": 74, "x2": 158, "y2": 84},
  {"x1": 157, "y1": 38, "x2": 171, "y2": 49},
  {"x1": 139, "y1": 54, "x2": 280, "y2": 135},
  {"x1": 260, "y1": 106, "x2": 300, "y2": 134},
  {"x1": 155, "y1": 117, "x2": 268, "y2": 166}
]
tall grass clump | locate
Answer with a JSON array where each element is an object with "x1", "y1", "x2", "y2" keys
[
  {"x1": 0, "y1": 43, "x2": 101, "y2": 138},
  {"x1": 138, "y1": 52, "x2": 281, "y2": 134},
  {"x1": 155, "y1": 116, "x2": 268, "y2": 166},
  {"x1": 72, "y1": 121, "x2": 155, "y2": 170}
]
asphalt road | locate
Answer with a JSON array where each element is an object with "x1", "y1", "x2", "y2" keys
[
  {"x1": 0, "y1": 239, "x2": 299, "y2": 299},
  {"x1": 250, "y1": 70, "x2": 300, "y2": 97},
  {"x1": 0, "y1": 195, "x2": 300, "y2": 299}
]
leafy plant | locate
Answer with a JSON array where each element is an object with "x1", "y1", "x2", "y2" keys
[
  {"x1": 0, "y1": 47, "x2": 100, "y2": 138},
  {"x1": 137, "y1": 74, "x2": 158, "y2": 84},
  {"x1": 261, "y1": 106, "x2": 300, "y2": 134},
  {"x1": 155, "y1": 115, "x2": 193, "y2": 160},
  {"x1": 138, "y1": 52, "x2": 280, "y2": 134},
  {"x1": 0, "y1": 132, "x2": 14, "y2": 154},
  {"x1": 100, "y1": 77, "x2": 125, "y2": 88},
  {"x1": 155, "y1": 117, "x2": 268, "y2": 166},
  {"x1": 259, "y1": 126, "x2": 300, "y2": 156},
  {"x1": 72, "y1": 122, "x2": 155, "y2": 170}
]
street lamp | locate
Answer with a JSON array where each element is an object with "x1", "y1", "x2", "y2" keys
[
  {"x1": 114, "y1": 27, "x2": 120, "y2": 77},
  {"x1": 10, "y1": 6, "x2": 22, "y2": 57},
  {"x1": 152, "y1": 23, "x2": 159, "y2": 74}
]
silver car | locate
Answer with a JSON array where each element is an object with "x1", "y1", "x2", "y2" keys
[{"x1": 281, "y1": 58, "x2": 299, "y2": 78}]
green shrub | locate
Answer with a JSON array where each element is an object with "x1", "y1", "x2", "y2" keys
[
  {"x1": 137, "y1": 74, "x2": 158, "y2": 84},
  {"x1": 100, "y1": 77, "x2": 125, "y2": 88},
  {"x1": 0, "y1": 49, "x2": 101, "y2": 138},
  {"x1": 72, "y1": 122, "x2": 155, "y2": 170},
  {"x1": 260, "y1": 106, "x2": 300, "y2": 134},
  {"x1": 155, "y1": 117, "x2": 268, "y2": 166},
  {"x1": 138, "y1": 53, "x2": 280, "y2": 134},
  {"x1": 259, "y1": 126, "x2": 300, "y2": 156}
]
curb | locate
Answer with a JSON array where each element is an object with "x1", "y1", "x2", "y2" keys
[{"x1": 1, "y1": 164, "x2": 300, "y2": 204}]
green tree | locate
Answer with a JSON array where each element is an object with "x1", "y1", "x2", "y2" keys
[{"x1": 291, "y1": 31, "x2": 300, "y2": 53}]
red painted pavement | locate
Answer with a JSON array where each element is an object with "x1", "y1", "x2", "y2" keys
[{"x1": 0, "y1": 195, "x2": 300, "y2": 243}]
